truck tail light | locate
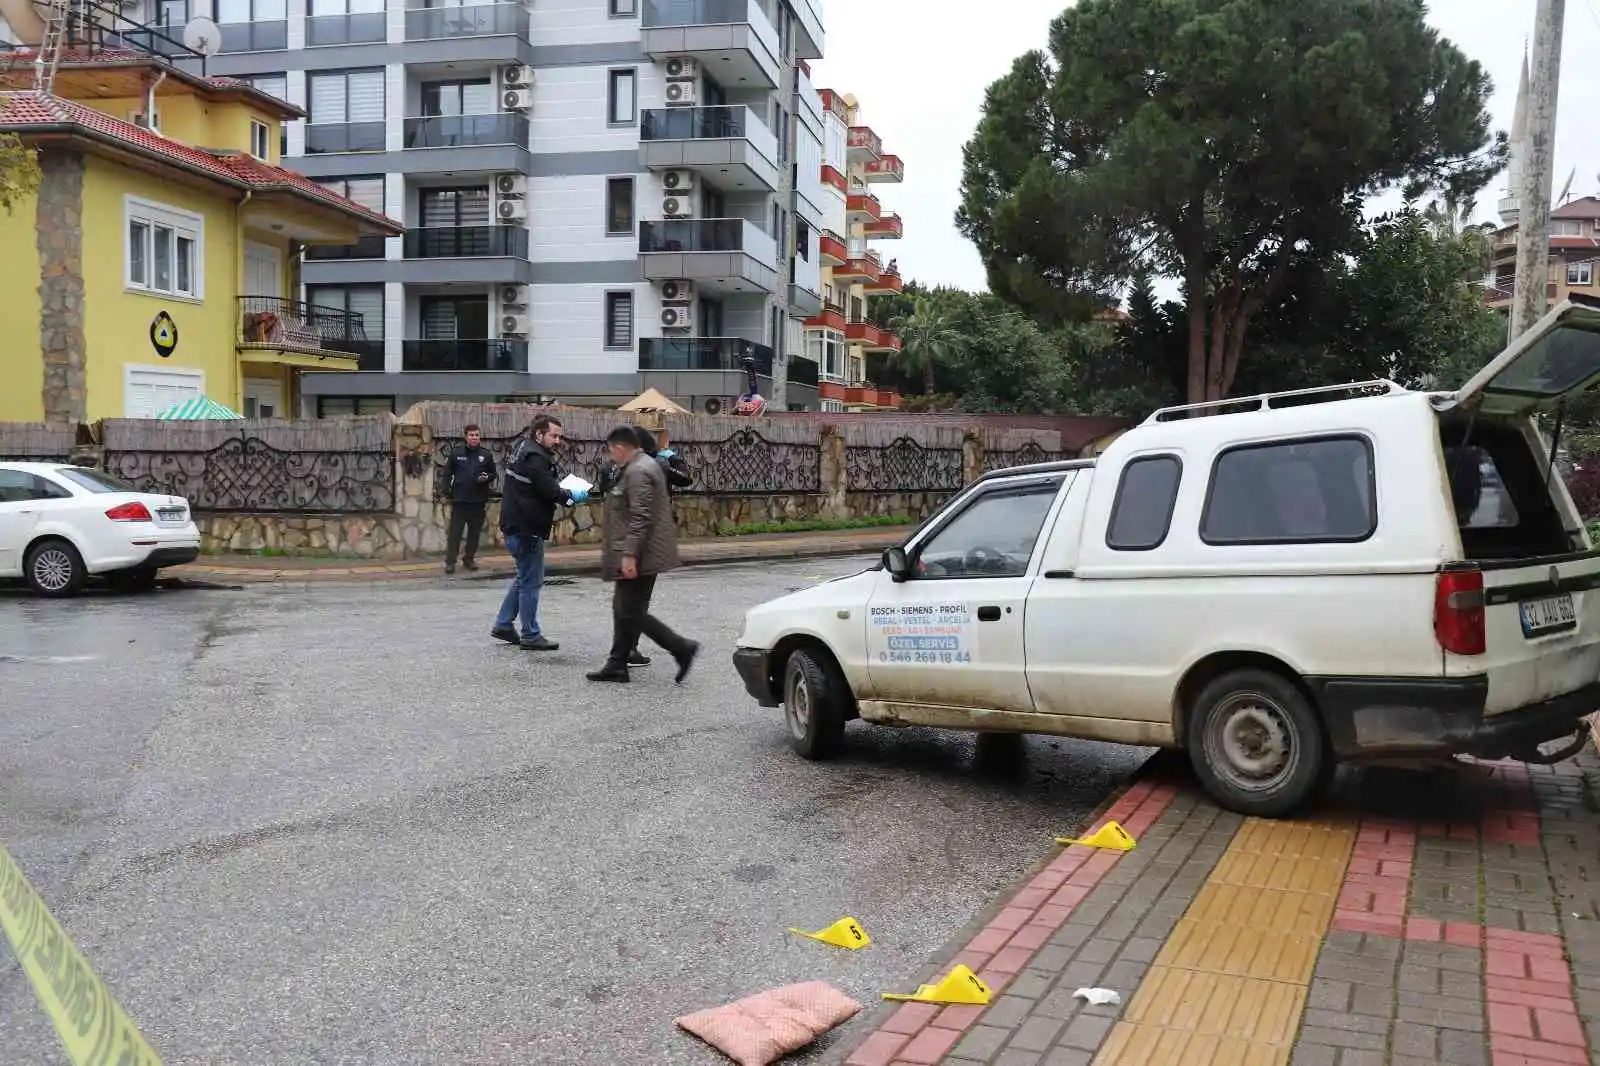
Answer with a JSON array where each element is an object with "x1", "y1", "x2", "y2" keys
[
  {"x1": 105, "y1": 501, "x2": 153, "y2": 523},
  {"x1": 1435, "y1": 565, "x2": 1486, "y2": 656}
]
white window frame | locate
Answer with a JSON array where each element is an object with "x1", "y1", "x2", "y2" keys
[
  {"x1": 1568, "y1": 261, "x2": 1593, "y2": 286},
  {"x1": 125, "y1": 195, "x2": 204, "y2": 300},
  {"x1": 250, "y1": 119, "x2": 271, "y2": 159}
]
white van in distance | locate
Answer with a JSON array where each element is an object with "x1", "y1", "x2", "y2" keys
[{"x1": 732, "y1": 299, "x2": 1600, "y2": 816}]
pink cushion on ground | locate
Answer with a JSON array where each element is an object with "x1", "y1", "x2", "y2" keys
[{"x1": 676, "y1": 981, "x2": 863, "y2": 1066}]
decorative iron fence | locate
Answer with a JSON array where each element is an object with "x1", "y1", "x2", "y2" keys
[
  {"x1": 104, "y1": 433, "x2": 395, "y2": 513},
  {"x1": 983, "y1": 440, "x2": 1066, "y2": 473},
  {"x1": 846, "y1": 436, "x2": 964, "y2": 493}
]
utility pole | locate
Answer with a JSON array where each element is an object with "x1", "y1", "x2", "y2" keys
[{"x1": 1511, "y1": 0, "x2": 1566, "y2": 341}]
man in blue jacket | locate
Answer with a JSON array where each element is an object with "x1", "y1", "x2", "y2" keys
[{"x1": 493, "y1": 414, "x2": 586, "y2": 650}]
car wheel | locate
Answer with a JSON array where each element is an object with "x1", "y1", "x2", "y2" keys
[
  {"x1": 1187, "y1": 668, "x2": 1328, "y2": 818},
  {"x1": 24, "y1": 538, "x2": 85, "y2": 599},
  {"x1": 783, "y1": 647, "x2": 847, "y2": 760},
  {"x1": 107, "y1": 566, "x2": 159, "y2": 593}
]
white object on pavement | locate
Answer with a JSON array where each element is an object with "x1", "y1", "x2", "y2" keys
[
  {"x1": 559, "y1": 473, "x2": 593, "y2": 493},
  {"x1": 1073, "y1": 988, "x2": 1121, "y2": 1007}
]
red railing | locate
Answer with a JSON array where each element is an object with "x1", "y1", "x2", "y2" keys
[
  {"x1": 847, "y1": 125, "x2": 882, "y2": 158},
  {"x1": 818, "y1": 230, "x2": 848, "y2": 263},
  {"x1": 846, "y1": 191, "x2": 881, "y2": 220},
  {"x1": 865, "y1": 212, "x2": 903, "y2": 239},
  {"x1": 864, "y1": 154, "x2": 904, "y2": 182},
  {"x1": 821, "y1": 164, "x2": 847, "y2": 193}
]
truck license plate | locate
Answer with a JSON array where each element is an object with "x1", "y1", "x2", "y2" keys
[{"x1": 1520, "y1": 593, "x2": 1576, "y2": 637}]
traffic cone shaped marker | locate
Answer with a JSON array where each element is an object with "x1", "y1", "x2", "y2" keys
[
  {"x1": 789, "y1": 916, "x2": 871, "y2": 950},
  {"x1": 1055, "y1": 820, "x2": 1136, "y2": 851},
  {"x1": 882, "y1": 964, "x2": 992, "y2": 1005}
]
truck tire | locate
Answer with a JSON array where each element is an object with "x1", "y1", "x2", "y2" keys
[
  {"x1": 1187, "y1": 668, "x2": 1328, "y2": 818},
  {"x1": 25, "y1": 538, "x2": 85, "y2": 598},
  {"x1": 783, "y1": 647, "x2": 847, "y2": 760}
]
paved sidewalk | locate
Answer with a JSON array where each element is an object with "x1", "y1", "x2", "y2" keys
[
  {"x1": 838, "y1": 747, "x2": 1600, "y2": 1066},
  {"x1": 166, "y1": 526, "x2": 908, "y2": 584}
]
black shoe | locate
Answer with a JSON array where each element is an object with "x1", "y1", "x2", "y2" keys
[
  {"x1": 627, "y1": 651, "x2": 652, "y2": 667},
  {"x1": 444, "y1": 563, "x2": 456, "y2": 575},
  {"x1": 491, "y1": 625, "x2": 520, "y2": 645},
  {"x1": 520, "y1": 636, "x2": 560, "y2": 651},
  {"x1": 673, "y1": 641, "x2": 701, "y2": 684},
  {"x1": 462, "y1": 560, "x2": 479, "y2": 571},
  {"x1": 587, "y1": 667, "x2": 630, "y2": 683}
]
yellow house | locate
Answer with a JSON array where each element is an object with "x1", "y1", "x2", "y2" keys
[{"x1": 0, "y1": 51, "x2": 401, "y2": 423}]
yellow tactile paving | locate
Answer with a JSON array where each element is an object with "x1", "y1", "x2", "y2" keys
[{"x1": 1091, "y1": 817, "x2": 1357, "y2": 1066}]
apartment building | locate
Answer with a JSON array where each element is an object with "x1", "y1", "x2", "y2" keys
[
  {"x1": 134, "y1": 0, "x2": 826, "y2": 415},
  {"x1": 803, "y1": 88, "x2": 901, "y2": 412},
  {"x1": 1485, "y1": 197, "x2": 1600, "y2": 313}
]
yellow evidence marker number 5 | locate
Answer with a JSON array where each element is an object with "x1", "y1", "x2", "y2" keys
[{"x1": 0, "y1": 841, "x2": 163, "y2": 1066}]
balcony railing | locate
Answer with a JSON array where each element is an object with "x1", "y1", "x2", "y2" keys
[
  {"x1": 306, "y1": 11, "x2": 386, "y2": 45},
  {"x1": 864, "y1": 154, "x2": 904, "y2": 182},
  {"x1": 216, "y1": 19, "x2": 286, "y2": 51},
  {"x1": 238, "y1": 296, "x2": 379, "y2": 368},
  {"x1": 865, "y1": 212, "x2": 904, "y2": 239},
  {"x1": 405, "y1": 3, "x2": 526, "y2": 39},
  {"x1": 305, "y1": 121, "x2": 386, "y2": 154},
  {"x1": 787, "y1": 356, "x2": 819, "y2": 388},
  {"x1": 642, "y1": 0, "x2": 760, "y2": 29},
  {"x1": 402, "y1": 339, "x2": 529, "y2": 372},
  {"x1": 639, "y1": 337, "x2": 775, "y2": 374},
  {"x1": 640, "y1": 105, "x2": 777, "y2": 161},
  {"x1": 305, "y1": 235, "x2": 389, "y2": 261},
  {"x1": 847, "y1": 125, "x2": 882, "y2": 159},
  {"x1": 821, "y1": 164, "x2": 846, "y2": 193},
  {"x1": 403, "y1": 226, "x2": 529, "y2": 259},
  {"x1": 404, "y1": 114, "x2": 529, "y2": 149},
  {"x1": 639, "y1": 218, "x2": 777, "y2": 265}
]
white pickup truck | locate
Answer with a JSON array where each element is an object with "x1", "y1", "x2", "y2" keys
[{"x1": 733, "y1": 300, "x2": 1600, "y2": 816}]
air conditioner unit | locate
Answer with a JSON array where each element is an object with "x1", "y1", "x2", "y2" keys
[
  {"x1": 497, "y1": 199, "x2": 527, "y2": 223},
  {"x1": 502, "y1": 88, "x2": 533, "y2": 111},
  {"x1": 661, "y1": 305, "x2": 694, "y2": 330},
  {"x1": 495, "y1": 173, "x2": 527, "y2": 197},
  {"x1": 502, "y1": 64, "x2": 534, "y2": 88},
  {"x1": 664, "y1": 81, "x2": 698, "y2": 107},
  {"x1": 703, "y1": 396, "x2": 724, "y2": 416},
  {"x1": 501, "y1": 313, "x2": 530, "y2": 335},
  {"x1": 500, "y1": 284, "x2": 528, "y2": 307},
  {"x1": 661, "y1": 195, "x2": 694, "y2": 219},
  {"x1": 661, "y1": 169, "x2": 695, "y2": 193},
  {"x1": 659, "y1": 279, "x2": 695, "y2": 304},
  {"x1": 663, "y1": 56, "x2": 699, "y2": 80}
]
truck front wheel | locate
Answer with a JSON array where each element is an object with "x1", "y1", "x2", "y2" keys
[
  {"x1": 1187, "y1": 668, "x2": 1328, "y2": 818},
  {"x1": 783, "y1": 647, "x2": 847, "y2": 760}
]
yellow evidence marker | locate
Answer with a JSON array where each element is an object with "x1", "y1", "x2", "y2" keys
[
  {"x1": 1055, "y1": 820, "x2": 1136, "y2": 851},
  {"x1": 883, "y1": 964, "x2": 992, "y2": 1005},
  {"x1": 789, "y1": 916, "x2": 871, "y2": 950}
]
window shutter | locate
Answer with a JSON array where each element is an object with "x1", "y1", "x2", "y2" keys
[
  {"x1": 346, "y1": 288, "x2": 384, "y2": 340},
  {"x1": 347, "y1": 71, "x2": 385, "y2": 123},
  {"x1": 607, "y1": 293, "x2": 633, "y2": 347}
]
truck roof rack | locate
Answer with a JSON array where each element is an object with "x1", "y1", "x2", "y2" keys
[{"x1": 1144, "y1": 380, "x2": 1406, "y2": 423}]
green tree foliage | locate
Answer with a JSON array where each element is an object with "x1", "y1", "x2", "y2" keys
[
  {"x1": 959, "y1": 0, "x2": 1504, "y2": 404},
  {"x1": 0, "y1": 134, "x2": 39, "y2": 214}
]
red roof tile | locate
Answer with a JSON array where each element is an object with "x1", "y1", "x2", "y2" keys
[{"x1": 0, "y1": 91, "x2": 398, "y2": 233}]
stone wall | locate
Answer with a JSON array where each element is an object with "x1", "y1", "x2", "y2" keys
[{"x1": 37, "y1": 149, "x2": 86, "y2": 425}]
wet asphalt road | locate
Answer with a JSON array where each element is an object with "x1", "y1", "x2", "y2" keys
[{"x1": 0, "y1": 557, "x2": 1149, "y2": 1066}]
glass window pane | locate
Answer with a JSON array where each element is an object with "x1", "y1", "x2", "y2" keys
[
  {"x1": 175, "y1": 236, "x2": 193, "y2": 293},
  {"x1": 609, "y1": 70, "x2": 635, "y2": 123},
  {"x1": 461, "y1": 81, "x2": 494, "y2": 114},
  {"x1": 1107, "y1": 455, "x2": 1182, "y2": 551},
  {"x1": 606, "y1": 177, "x2": 633, "y2": 233},
  {"x1": 256, "y1": 0, "x2": 287, "y2": 17},
  {"x1": 128, "y1": 220, "x2": 148, "y2": 285},
  {"x1": 915, "y1": 485, "x2": 1061, "y2": 578},
  {"x1": 250, "y1": 73, "x2": 288, "y2": 101},
  {"x1": 153, "y1": 226, "x2": 173, "y2": 291},
  {"x1": 1202, "y1": 437, "x2": 1375, "y2": 544}
]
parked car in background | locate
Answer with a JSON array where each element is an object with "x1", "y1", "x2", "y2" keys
[
  {"x1": 0, "y1": 463, "x2": 200, "y2": 597},
  {"x1": 734, "y1": 299, "x2": 1600, "y2": 817}
]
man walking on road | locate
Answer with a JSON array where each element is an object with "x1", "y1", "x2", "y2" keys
[
  {"x1": 494, "y1": 414, "x2": 585, "y2": 651},
  {"x1": 442, "y1": 424, "x2": 496, "y2": 574},
  {"x1": 587, "y1": 426, "x2": 699, "y2": 684}
]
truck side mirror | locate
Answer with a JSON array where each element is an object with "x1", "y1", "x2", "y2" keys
[{"x1": 883, "y1": 546, "x2": 910, "y2": 581}]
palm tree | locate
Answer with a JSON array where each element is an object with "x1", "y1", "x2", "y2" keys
[{"x1": 891, "y1": 296, "x2": 964, "y2": 395}]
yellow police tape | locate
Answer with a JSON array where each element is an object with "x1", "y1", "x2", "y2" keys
[{"x1": 0, "y1": 841, "x2": 163, "y2": 1066}]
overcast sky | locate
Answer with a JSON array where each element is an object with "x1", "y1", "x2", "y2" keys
[{"x1": 810, "y1": 0, "x2": 1600, "y2": 293}]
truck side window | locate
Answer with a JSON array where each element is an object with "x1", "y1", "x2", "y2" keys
[
  {"x1": 1202, "y1": 436, "x2": 1376, "y2": 545},
  {"x1": 913, "y1": 481, "x2": 1060, "y2": 579},
  {"x1": 1106, "y1": 455, "x2": 1182, "y2": 551}
]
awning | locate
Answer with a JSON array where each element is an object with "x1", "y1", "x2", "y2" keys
[{"x1": 155, "y1": 396, "x2": 245, "y2": 420}]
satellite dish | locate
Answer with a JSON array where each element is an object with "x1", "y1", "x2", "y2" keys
[{"x1": 181, "y1": 17, "x2": 222, "y2": 58}]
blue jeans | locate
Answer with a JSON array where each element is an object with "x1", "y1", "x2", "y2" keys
[{"x1": 495, "y1": 533, "x2": 547, "y2": 639}]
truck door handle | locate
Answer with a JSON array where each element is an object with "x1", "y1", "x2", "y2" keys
[{"x1": 977, "y1": 606, "x2": 1002, "y2": 622}]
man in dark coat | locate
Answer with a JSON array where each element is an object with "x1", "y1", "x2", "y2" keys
[
  {"x1": 441, "y1": 423, "x2": 496, "y2": 574},
  {"x1": 586, "y1": 426, "x2": 699, "y2": 684},
  {"x1": 494, "y1": 414, "x2": 585, "y2": 650}
]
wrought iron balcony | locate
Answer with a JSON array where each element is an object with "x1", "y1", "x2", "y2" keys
[
  {"x1": 305, "y1": 235, "x2": 389, "y2": 261},
  {"x1": 306, "y1": 11, "x2": 386, "y2": 45},
  {"x1": 638, "y1": 337, "x2": 775, "y2": 373},
  {"x1": 402, "y1": 339, "x2": 529, "y2": 372},
  {"x1": 404, "y1": 114, "x2": 529, "y2": 149},
  {"x1": 305, "y1": 121, "x2": 386, "y2": 154},
  {"x1": 403, "y1": 226, "x2": 529, "y2": 259},
  {"x1": 238, "y1": 296, "x2": 379, "y2": 368},
  {"x1": 405, "y1": 2, "x2": 526, "y2": 40}
]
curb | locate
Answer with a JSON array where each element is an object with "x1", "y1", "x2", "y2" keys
[{"x1": 821, "y1": 746, "x2": 1174, "y2": 1065}]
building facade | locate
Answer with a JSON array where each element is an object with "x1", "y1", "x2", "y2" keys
[
  {"x1": 125, "y1": 0, "x2": 830, "y2": 416},
  {"x1": 803, "y1": 88, "x2": 901, "y2": 411},
  {"x1": 0, "y1": 52, "x2": 399, "y2": 423}
]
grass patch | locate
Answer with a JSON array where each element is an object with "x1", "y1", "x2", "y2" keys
[{"x1": 717, "y1": 515, "x2": 915, "y2": 537}]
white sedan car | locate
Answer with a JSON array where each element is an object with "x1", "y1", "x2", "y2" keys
[{"x1": 0, "y1": 462, "x2": 200, "y2": 596}]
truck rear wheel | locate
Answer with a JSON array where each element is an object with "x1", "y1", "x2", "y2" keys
[
  {"x1": 783, "y1": 647, "x2": 846, "y2": 760},
  {"x1": 1187, "y1": 668, "x2": 1328, "y2": 818}
]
